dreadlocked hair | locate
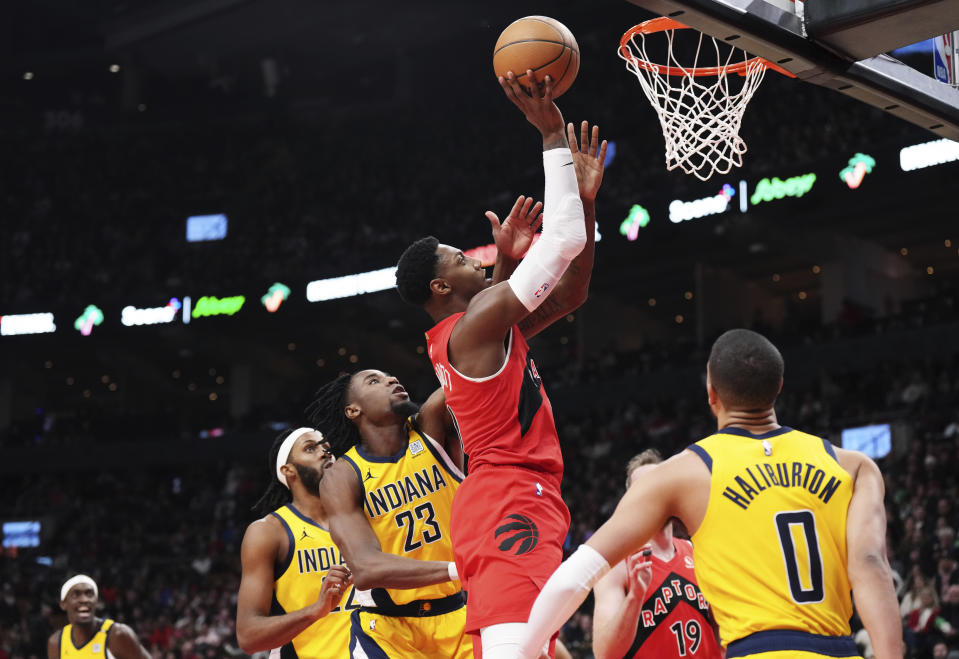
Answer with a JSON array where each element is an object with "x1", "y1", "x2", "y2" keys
[
  {"x1": 395, "y1": 236, "x2": 439, "y2": 306},
  {"x1": 305, "y1": 372, "x2": 360, "y2": 458},
  {"x1": 251, "y1": 429, "x2": 295, "y2": 516}
]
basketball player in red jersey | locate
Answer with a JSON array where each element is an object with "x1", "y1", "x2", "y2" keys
[
  {"x1": 395, "y1": 70, "x2": 606, "y2": 659},
  {"x1": 592, "y1": 450, "x2": 722, "y2": 659}
]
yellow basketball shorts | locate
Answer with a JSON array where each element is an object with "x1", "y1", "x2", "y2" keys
[
  {"x1": 348, "y1": 606, "x2": 473, "y2": 659},
  {"x1": 726, "y1": 630, "x2": 859, "y2": 659}
]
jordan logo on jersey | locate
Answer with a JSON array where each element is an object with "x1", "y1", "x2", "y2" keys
[{"x1": 495, "y1": 514, "x2": 539, "y2": 555}]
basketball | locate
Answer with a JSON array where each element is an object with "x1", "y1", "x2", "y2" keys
[{"x1": 493, "y1": 16, "x2": 580, "y2": 98}]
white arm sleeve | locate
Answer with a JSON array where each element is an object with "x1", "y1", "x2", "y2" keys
[
  {"x1": 507, "y1": 147, "x2": 586, "y2": 312},
  {"x1": 517, "y1": 544, "x2": 610, "y2": 659}
]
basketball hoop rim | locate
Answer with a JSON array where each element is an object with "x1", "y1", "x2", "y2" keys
[{"x1": 619, "y1": 17, "x2": 794, "y2": 78}]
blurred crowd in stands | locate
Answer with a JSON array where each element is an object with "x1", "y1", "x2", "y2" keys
[
  {"x1": 2, "y1": 12, "x2": 953, "y2": 659},
  {"x1": 2, "y1": 320, "x2": 959, "y2": 658},
  {"x1": 0, "y1": 19, "x2": 928, "y2": 312}
]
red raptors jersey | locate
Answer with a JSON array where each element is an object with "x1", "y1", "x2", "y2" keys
[
  {"x1": 625, "y1": 539, "x2": 722, "y2": 659},
  {"x1": 425, "y1": 313, "x2": 563, "y2": 481}
]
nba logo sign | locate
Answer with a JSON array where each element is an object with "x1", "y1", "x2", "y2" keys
[
  {"x1": 533, "y1": 282, "x2": 550, "y2": 298},
  {"x1": 934, "y1": 32, "x2": 958, "y2": 85}
]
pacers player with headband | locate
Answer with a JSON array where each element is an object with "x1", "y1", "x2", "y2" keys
[
  {"x1": 518, "y1": 329, "x2": 902, "y2": 659},
  {"x1": 308, "y1": 370, "x2": 472, "y2": 658},
  {"x1": 48, "y1": 575, "x2": 150, "y2": 658},
  {"x1": 236, "y1": 427, "x2": 354, "y2": 658}
]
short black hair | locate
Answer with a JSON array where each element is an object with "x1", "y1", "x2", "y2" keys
[
  {"x1": 395, "y1": 236, "x2": 439, "y2": 306},
  {"x1": 707, "y1": 329, "x2": 784, "y2": 410},
  {"x1": 305, "y1": 373, "x2": 360, "y2": 458}
]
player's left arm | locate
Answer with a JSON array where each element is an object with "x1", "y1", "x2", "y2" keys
[
  {"x1": 106, "y1": 622, "x2": 151, "y2": 659},
  {"x1": 415, "y1": 386, "x2": 464, "y2": 471},
  {"x1": 838, "y1": 448, "x2": 903, "y2": 659},
  {"x1": 518, "y1": 121, "x2": 606, "y2": 339}
]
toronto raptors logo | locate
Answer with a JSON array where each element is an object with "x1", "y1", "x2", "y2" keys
[{"x1": 495, "y1": 514, "x2": 539, "y2": 555}]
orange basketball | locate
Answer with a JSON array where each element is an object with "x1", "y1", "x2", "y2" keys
[{"x1": 493, "y1": 16, "x2": 580, "y2": 98}]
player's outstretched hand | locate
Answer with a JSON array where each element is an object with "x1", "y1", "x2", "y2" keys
[
  {"x1": 314, "y1": 565, "x2": 353, "y2": 618},
  {"x1": 486, "y1": 195, "x2": 543, "y2": 262},
  {"x1": 499, "y1": 69, "x2": 566, "y2": 139},
  {"x1": 567, "y1": 121, "x2": 607, "y2": 202},
  {"x1": 624, "y1": 549, "x2": 653, "y2": 602}
]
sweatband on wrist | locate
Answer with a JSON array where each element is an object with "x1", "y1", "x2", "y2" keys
[
  {"x1": 517, "y1": 544, "x2": 610, "y2": 658},
  {"x1": 448, "y1": 562, "x2": 459, "y2": 581}
]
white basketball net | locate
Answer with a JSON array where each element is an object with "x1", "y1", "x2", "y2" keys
[{"x1": 619, "y1": 25, "x2": 769, "y2": 181}]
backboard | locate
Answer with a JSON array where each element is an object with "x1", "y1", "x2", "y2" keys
[{"x1": 624, "y1": 0, "x2": 959, "y2": 140}]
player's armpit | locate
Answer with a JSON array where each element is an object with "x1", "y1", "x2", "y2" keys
[
  {"x1": 416, "y1": 391, "x2": 465, "y2": 473},
  {"x1": 414, "y1": 387, "x2": 447, "y2": 436},
  {"x1": 447, "y1": 282, "x2": 534, "y2": 378}
]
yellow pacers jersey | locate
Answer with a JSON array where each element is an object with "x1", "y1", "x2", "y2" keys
[
  {"x1": 341, "y1": 418, "x2": 462, "y2": 605},
  {"x1": 59, "y1": 619, "x2": 114, "y2": 658},
  {"x1": 272, "y1": 504, "x2": 356, "y2": 658},
  {"x1": 688, "y1": 427, "x2": 854, "y2": 650}
]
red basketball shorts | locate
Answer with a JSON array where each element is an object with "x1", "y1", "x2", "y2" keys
[{"x1": 450, "y1": 466, "x2": 571, "y2": 633}]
